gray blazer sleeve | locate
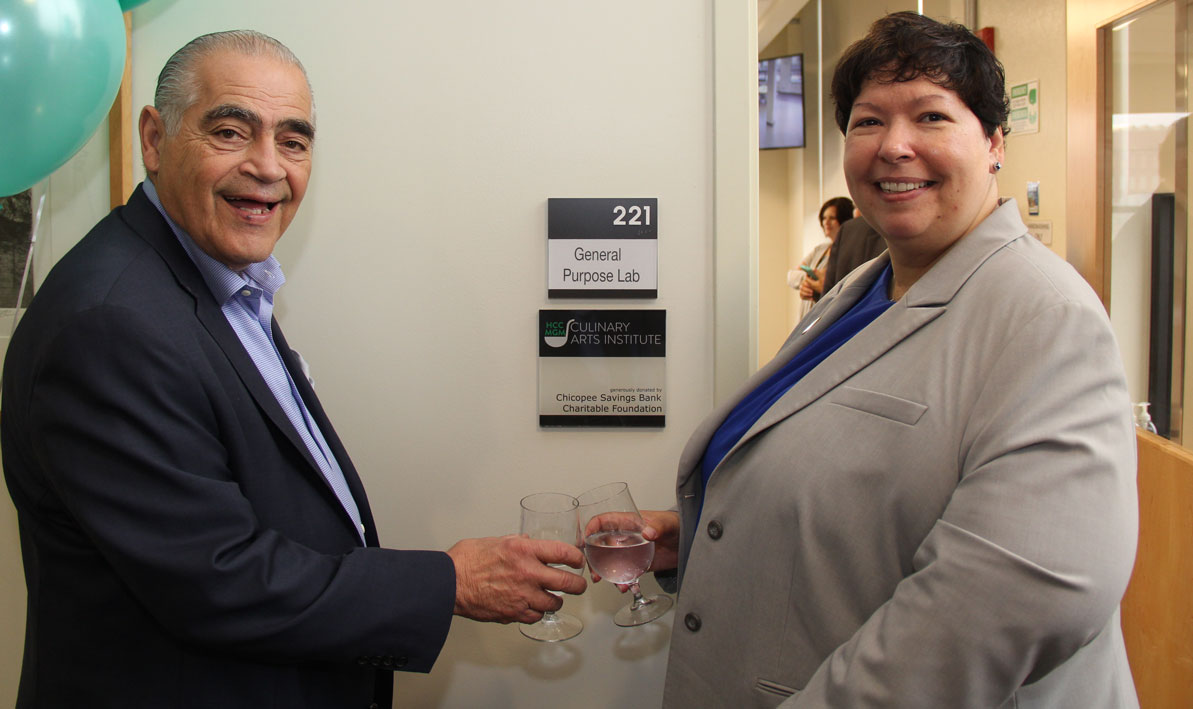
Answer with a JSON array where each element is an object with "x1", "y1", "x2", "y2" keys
[{"x1": 787, "y1": 294, "x2": 1138, "y2": 707}]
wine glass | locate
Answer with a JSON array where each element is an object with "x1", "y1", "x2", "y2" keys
[
  {"x1": 518, "y1": 492, "x2": 584, "y2": 642},
  {"x1": 576, "y1": 481, "x2": 673, "y2": 627}
]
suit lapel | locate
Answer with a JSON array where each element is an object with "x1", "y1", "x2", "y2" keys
[
  {"x1": 745, "y1": 299, "x2": 942, "y2": 441},
  {"x1": 191, "y1": 299, "x2": 316, "y2": 471},
  {"x1": 275, "y1": 323, "x2": 378, "y2": 545},
  {"x1": 674, "y1": 259, "x2": 885, "y2": 487},
  {"x1": 684, "y1": 199, "x2": 1030, "y2": 488},
  {"x1": 121, "y1": 187, "x2": 340, "y2": 515},
  {"x1": 706, "y1": 257, "x2": 945, "y2": 482}
]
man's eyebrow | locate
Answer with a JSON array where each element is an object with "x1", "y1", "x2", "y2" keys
[
  {"x1": 202, "y1": 104, "x2": 261, "y2": 127},
  {"x1": 201, "y1": 105, "x2": 315, "y2": 141},
  {"x1": 278, "y1": 118, "x2": 315, "y2": 141}
]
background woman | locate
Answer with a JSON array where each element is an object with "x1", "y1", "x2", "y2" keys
[
  {"x1": 789, "y1": 197, "x2": 854, "y2": 318},
  {"x1": 648, "y1": 12, "x2": 1138, "y2": 708}
]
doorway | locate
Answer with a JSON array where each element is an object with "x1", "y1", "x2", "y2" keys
[{"x1": 1106, "y1": 0, "x2": 1192, "y2": 444}]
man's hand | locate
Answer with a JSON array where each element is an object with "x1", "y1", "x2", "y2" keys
[{"x1": 447, "y1": 535, "x2": 587, "y2": 624}]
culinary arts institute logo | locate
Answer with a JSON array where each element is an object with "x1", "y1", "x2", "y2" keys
[{"x1": 543, "y1": 318, "x2": 574, "y2": 348}]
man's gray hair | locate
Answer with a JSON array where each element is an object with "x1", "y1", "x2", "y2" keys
[{"x1": 154, "y1": 30, "x2": 315, "y2": 134}]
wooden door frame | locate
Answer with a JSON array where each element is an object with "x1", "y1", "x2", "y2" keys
[
  {"x1": 1069, "y1": 3, "x2": 1193, "y2": 706},
  {"x1": 1066, "y1": 0, "x2": 1155, "y2": 302},
  {"x1": 107, "y1": 12, "x2": 134, "y2": 209}
]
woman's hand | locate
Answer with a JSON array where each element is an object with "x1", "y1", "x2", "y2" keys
[
  {"x1": 641, "y1": 509, "x2": 680, "y2": 574},
  {"x1": 589, "y1": 509, "x2": 681, "y2": 589},
  {"x1": 799, "y1": 269, "x2": 826, "y2": 299}
]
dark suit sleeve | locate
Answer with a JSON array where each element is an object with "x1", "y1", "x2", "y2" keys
[
  {"x1": 23, "y1": 302, "x2": 455, "y2": 670},
  {"x1": 821, "y1": 240, "x2": 845, "y2": 294},
  {"x1": 823, "y1": 219, "x2": 886, "y2": 294}
]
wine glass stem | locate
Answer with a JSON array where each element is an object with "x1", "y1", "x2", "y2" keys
[{"x1": 628, "y1": 582, "x2": 648, "y2": 611}]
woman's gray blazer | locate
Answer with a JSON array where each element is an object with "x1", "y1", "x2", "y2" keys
[{"x1": 664, "y1": 200, "x2": 1140, "y2": 708}]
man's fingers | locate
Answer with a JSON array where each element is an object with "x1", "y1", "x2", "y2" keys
[
  {"x1": 448, "y1": 535, "x2": 592, "y2": 624},
  {"x1": 527, "y1": 538, "x2": 585, "y2": 568},
  {"x1": 545, "y1": 566, "x2": 587, "y2": 596}
]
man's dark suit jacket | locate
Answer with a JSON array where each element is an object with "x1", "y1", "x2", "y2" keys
[
  {"x1": 821, "y1": 216, "x2": 886, "y2": 294},
  {"x1": 2, "y1": 185, "x2": 455, "y2": 708}
]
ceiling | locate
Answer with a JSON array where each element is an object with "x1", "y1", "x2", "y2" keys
[{"x1": 759, "y1": 0, "x2": 810, "y2": 51}]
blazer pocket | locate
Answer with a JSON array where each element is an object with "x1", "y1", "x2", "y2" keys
[
  {"x1": 831, "y1": 385, "x2": 927, "y2": 425},
  {"x1": 754, "y1": 678, "x2": 797, "y2": 699}
]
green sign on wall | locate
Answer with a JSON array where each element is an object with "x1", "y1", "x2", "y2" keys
[{"x1": 1009, "y1": 80, "x2": 1039, "y2": 136}]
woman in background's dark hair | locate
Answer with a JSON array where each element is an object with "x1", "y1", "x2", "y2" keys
[
  {"x1": 831, "y1": 11, "x2": 1010, "y2": 138},
  {"x1": 818, "y1": 196, "x2": 855, "y2": 227}
]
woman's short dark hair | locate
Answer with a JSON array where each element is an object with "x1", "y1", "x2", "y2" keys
[
  {"x1": 819, "y1": 196, "x2": 855, "y2": 225},
  {"x1": 830, "y1": 12, "x2": 1009, "y2": 138}
]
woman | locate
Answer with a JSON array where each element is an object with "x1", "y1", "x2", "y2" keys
[
  {"x1": 789, "y1": 197, "x2": 854, "y2": 318},
  {"x1": 646, "y1": 12, "x2": 1138, "y2": 708}
]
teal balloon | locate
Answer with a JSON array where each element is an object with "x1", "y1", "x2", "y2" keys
[
  {"x1": 0, "y1": 0, "x2": 127, "y2": 197},
  {"x1": 118, "y1": 0, "x2": 151, "y2": 10}
]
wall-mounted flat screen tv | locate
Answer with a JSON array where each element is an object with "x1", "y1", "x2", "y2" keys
[{"x1": 759, "y1": 53, "x2": 805, "y2": 149}]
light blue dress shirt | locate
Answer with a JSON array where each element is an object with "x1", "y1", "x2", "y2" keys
[{"x1": 143, "y1": 180, "x2": 365, "y2": 544}]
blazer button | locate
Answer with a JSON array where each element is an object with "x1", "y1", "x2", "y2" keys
[
  {"x1": 382, "y1": 656, "x2": 394, "y2": 667},
  {"x1": 684, "y1": 612, "x2": 702, "y2": 632},
  {"x1": 369, "y1": 704, "x2": 380, "y2": 709},
  {"x1": 395, "y1": 656, "x2": 409, "y2": 669},
  {"x1": 356, "y1": 656, "x2": 369, "y2": 666},
  {"x1": 706, "y1": 520, "x2": 723, "y2": 540}
]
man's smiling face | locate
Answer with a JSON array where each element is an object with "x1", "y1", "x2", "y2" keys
[{"x1": 141, "y1": 50, "x2": 314, "y2": 271}]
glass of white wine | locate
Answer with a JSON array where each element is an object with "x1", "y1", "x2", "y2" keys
[
  {"x1": 518, "y1": 492, "x2": 584, "y2": 642},
  {"x1": 576, "y1": 482, "x2": 673, "y2": 627}
]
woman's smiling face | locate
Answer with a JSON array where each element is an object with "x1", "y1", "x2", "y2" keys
[
  {"x1": 820, "y1": 205, "x2": 842, "y2": 240},
  {"x1": 844, "y1": 75, "x2": 1004, "y2": 271}
]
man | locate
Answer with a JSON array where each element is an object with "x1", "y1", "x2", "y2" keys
[
  {"x1": 1, "y1": 31, "x2": 584, "y2": 708},
  {"x1": 820, "y1": 212, "x2": 885, "y2": 294}
]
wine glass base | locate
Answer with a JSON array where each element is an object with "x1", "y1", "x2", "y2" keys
[
  {"x1": 519, "y1": 611, "x2": 583, "y2": 642},
  {"x1": 614, "y1": 594, "x2": 673, "y2": 627}
]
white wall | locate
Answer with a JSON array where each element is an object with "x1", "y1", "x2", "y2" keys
[
  {"x1": 0, "y1": 1, "x2": 754, "y2": 707},
  {"x1": 978, "y1": 0, "x2": 1068, "y2": 256}
]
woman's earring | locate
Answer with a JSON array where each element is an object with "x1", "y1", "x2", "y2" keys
[{"x1": 994, "y1": 161, "x2": 1002, "y2": 172}]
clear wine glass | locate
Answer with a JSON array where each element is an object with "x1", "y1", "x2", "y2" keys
[
  {"x1": 518, "y1": 492, "x2": 584, "y2": 642},
  {"x1": 576, "y1": 481, "x2": 673, "y2": 627}
]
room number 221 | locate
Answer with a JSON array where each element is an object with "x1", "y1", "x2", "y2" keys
[{"x1": 612, "y1": 204, "x2": 651, "y2": 226}]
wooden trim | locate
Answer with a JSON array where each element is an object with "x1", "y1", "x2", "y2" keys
[
  {"x1": 107, "y1": 12, "x2": 133, "y2": 209},
  {"x1": 1066, "y1": 0, "x2": 1156, "y2": 302},
  {"x1": 1121, "y1": 430, "x2": 1193, "y2": 707},
  {"x1": 1069, "y1": 6, "x2": 1193, "y2": 703}
]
